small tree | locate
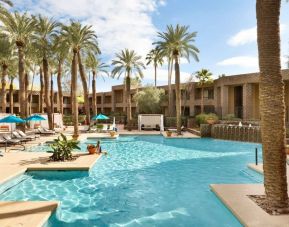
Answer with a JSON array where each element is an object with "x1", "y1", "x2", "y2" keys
[
  {"x1": 133, "y1": 86, "x2": 165, "y2": 114},
  {"x1": 195, "y1": 69, "x2": 213, "y2": 113}
]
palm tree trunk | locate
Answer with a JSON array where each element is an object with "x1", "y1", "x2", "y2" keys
[
  {"x1": 201, "y1": 87, "x2": 204, "y2": 113},
  {"x1": 77, "y1": 52, "x2": 90, "y2": 125},
  {"x1": 50, "y1": 73, "x2": 54, "y2": 127},
  {"x1": 1, "y1": 64, "x2": 8, "y2": 113},
  {"x1": 92, "y1": 70, "x2": 97, "y2": 116},
  {"x1": 168, "y1": 57, "x2": 174, "y2": 116},
  {"x1": 39, "y1": 66, "x2": 44, "y2": 113},
  {"x1": 174, "y1": 55, "x2": 181, "y2": 135},
  {"x1": 57, "y1": 61, "x2": 63, "y2": 116},
  {"x1": 71, "y1": 51, "x2": 79, "y2": 138},
  {"x1": 29, "y1": 72, "x2": 35, "y2": 115},
  {"x1": 256, "y1": 0, "x2": 288, "y2": 211},
  {"x1": 154, "y1": 63, "x2": 157, "y2": 87},
  {"x1": 43, "y1": 57, "x2": 53, "y2": 129},
  {"x1": 126, "y1": 74, "x2": 132, "y2": 127},
  {"x1": 24, "y1": 72, "x2": 29, "y2": 117},
  {"x1": 9, "y1": 77, "x2": 13, "y2": 114},
  {"x1": 17, "y1": 45, "x2": 26, "y2": 123}
]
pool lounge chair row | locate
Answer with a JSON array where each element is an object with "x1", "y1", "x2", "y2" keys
[
  {"x1": 36, "y1": 128, "x2": 56, "y2": 135},
  {"x1": 0, "y1": 128, "x2": 58, "y2": 154}
]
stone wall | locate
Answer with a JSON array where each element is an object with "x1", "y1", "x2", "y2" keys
[{"x1": 200, "y1": 124, "x2": 261, "y2": 143}]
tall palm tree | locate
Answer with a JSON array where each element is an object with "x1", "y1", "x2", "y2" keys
[
  {"x1": 0, "y1": 0, "x2": 13, "y2": 13},
  {"x1": 146, "y1": 48, "x2": 163, "y2": 87},
  {"x1": 61, "y1": 21, "x2": 100, "y2": 125},
  {"x1": 33, "y1": 15, "x2": 59, "y2": 129},
  {"x1": 256, "y1": 0, "x2": 288, "y2": 211},
  {"x1": 0, "y1": 12, "x2": 35, "y2": 121},
  {"x1": 39, "y1": 66, "x2": 44, "y2": 113},
  {"x1": 195, "y1": 69, "x2": 213, "y2": 114},
  {"x1": 7, "y1": 59, "x2": 17, "y2": 114},
  {"x1": 0, "y1": 35, "x2": 15, "y2": 113},
  {"x1": 52, "y1": 34, "x2": 69, "y2": 116},
  {"x1": 85, "y1": 53, "x2": 109, "y2": 116},
  {"x1": 111, "y1": 49, "x2": 145, "y2": 127},
  {"x1": 155, "y1": 24, "x2": 199, "y2": 135}
]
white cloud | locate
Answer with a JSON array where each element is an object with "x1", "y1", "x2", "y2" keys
[
  {"x1": 143, "y1": 67, "x2": 191, "y2": 83},
  {"x1": 217, "y1": 55, "x2": 288, "y2": 69},
  {"x1": 217, "y1": 56, "x2": 258, "y2": 68},
  {"x1": 228, "y1": 24, "x2": 287, "y2": 46},
  {"x1": 13, "y1": 0, "x2": 165, "y2": 57}
]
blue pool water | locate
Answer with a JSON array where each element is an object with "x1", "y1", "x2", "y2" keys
[{"x1": 0, "y1": 136, "x2": 263, "y2": 226}]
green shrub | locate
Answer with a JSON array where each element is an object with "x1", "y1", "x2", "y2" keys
[
  {"x1": 195, "y1": 113, "x2": 218, "y2": 126},
  {"x1": 48, "y1": 134, "x2": 80, "y2": 161},
  {"x1": 223, "y1": 114, "x2": 236, "y2": 120},
  {"x1": 164, "y1": 117, "x2": 188, "y2": 127},
  {"x1": 96, "y1": 124, "x2": 104, "y2": 130}
]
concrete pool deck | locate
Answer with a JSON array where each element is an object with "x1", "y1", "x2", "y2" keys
[
  {"x1": 212, "y1": 163, "x2": 289, "y2": 227},
  {"x1": 211, "y1": 184, "x2": 289, "y2": 227},
  {"x1": 0, "y1": 201, "x2": 58, "y2": 227},
  {"x1": 161, "y1": 131, "x2": 200, "y2": 139},
  {"x1": 0, "y1": 152, "x2": 101, "y2": 184}
]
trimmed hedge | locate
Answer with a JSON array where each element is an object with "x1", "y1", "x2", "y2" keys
[
  {"x1": 195, "y1": 113, "x2": 218, "y2": 126},
  {"x1": 164, "y1": 117, "x2": 188, "y2": 128}
]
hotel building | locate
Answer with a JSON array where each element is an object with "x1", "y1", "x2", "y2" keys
[{"x1": 6, "y1": 69, "x2": 289, "y2": 122}]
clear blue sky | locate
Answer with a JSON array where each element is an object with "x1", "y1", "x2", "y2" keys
[{"x1": 11, "y1": 0, "x2": 289, "y2": 92}]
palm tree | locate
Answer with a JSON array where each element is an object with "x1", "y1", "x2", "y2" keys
[
  {"x1": 85, "y1": 53, "x2": 109, "y2": 116},
  {"x1": 182, "y1": 75, "x2": 194, "y2": 116},
  {"x1": 7, "y1": 60, "x2": 17, "y2": 114},
  {"x1": 256, "y1": 0, "x2": 288, "y2": 212},
  {"x1": 0, "y1": 12, "x2": 35, "y2": 121},
  {"x1": 52, "y1": 34, "x2": 69, "y2": 116},
  {"x1": 155, "y1": 24, "x2": 199, "y2": 135},
  {"x1": 195, "y1": 69, "x2": 213, "y2": 114},
  {"x1": 0, "y1": 0, "x2": 12, "y2": 7},
  {"x1": 146, "y1": 48, "x2": 163, "y2": 87},
  {"x1": 111, "y1": 49, "x2": 145, "y2": 127},
  {"x1": 33, "y1": 15, "x2": 59, "y2": 129},
  {"x1": 39, "y1": 66, "x2": 44, "y2": 113},
  {"x1": 0, "y1": 35, "x2": 15, "y2": 113},
  {"x1": 61, "y1": 21, "x2": 86, "y2": 138},
  {"x1": 0, "y1": 0, "x2": 13, "y2": 13},
  {"x1": 61, "y1": 21, "x2": 100, "y2": 125}
]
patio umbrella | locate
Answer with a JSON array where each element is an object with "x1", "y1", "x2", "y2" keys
[
  {"x1": 25, "y1": 114, "x2": 47, "y2": 129},
  {"x1": 0, "y1": 115, "x2": 26, "y2": 136},
  {"x1": 91, "y1": 114, "x2": 110, "y2": 121},
  {"x1": 25, "y1": 114, "x2": 46, "y2": 121}
]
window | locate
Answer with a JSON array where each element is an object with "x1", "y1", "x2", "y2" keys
[
  {"x1": 104, "y1": 96, "x2": 111, "y2": 104},
  {"x1": 195, "y1": 88, "x2": 201, "y2": 100},
  {"x1": 203, "y1": 88, "x2": 214, "y2": 100},
  {"x1": 204, "y1": 105, "x2": 215, "y2": 113}
]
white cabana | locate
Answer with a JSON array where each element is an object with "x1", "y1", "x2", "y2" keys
[
  {"x1": 29, "y1": 113, "x2": 64, "y2": 129},
  {"x1": 138, "y1": 114, "x2": 164, "y2": 131}
]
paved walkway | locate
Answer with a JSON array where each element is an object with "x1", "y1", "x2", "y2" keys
[
  {"x1": 0, "y1": 201, "x2": 58, "y2": 227},
  {"x1": 0, "y1": 152, "x2": 101, "y2": 185},
  {"x1": 211, "y1": 184, "x2": 289, "y2": 227},
  {"x1": 161, "y1": 131, "x2": 200, "y2": 139},
  {"x1": 248, "y1": 163, "x2": 289, "y2": 183}
]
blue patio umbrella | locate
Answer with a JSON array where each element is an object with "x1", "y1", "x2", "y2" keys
[
  {"x1": 91, "y1": 114, "x2": 109, "y2": 120},
  {"x1": 25, "y1": 114, "x2": 46, "y2": 121},
  {"x1": 0, "y1": 115, "x2": 25, "y2": 136},
  {"x1": 25, "y1": 114, "x2": 46, "y2": 129}
]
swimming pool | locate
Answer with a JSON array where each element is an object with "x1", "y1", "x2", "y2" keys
[{"x1": 0, "y1": 136, "x2": 263, "y2": 226}]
